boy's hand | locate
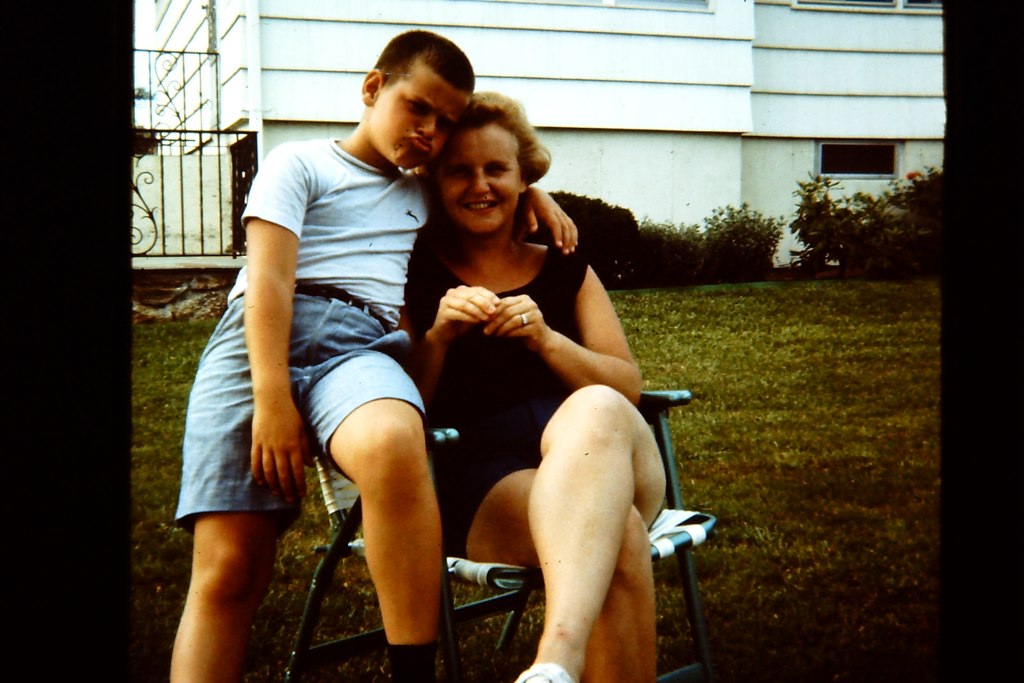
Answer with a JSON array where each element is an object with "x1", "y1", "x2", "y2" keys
[
  {"x1": 523, "y1": 187, "x2": 578, "y2": 254},
  {"x1": 250, "y1": 399, "x2": 312, "y2": 504}
]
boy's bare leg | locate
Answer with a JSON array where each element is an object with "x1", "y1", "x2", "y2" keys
[
  {"x1": 171, "y1": 511, "x2": 280, "y2": 683},
  {"x1": 329, "y1": 399, "x2": 441, "y2": 644}
]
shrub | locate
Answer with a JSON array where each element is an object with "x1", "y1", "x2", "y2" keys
[
  {"x1": 699, "y1": 204, "x2": 785, "y2": 284},
  {"x1": 842, "y1": 191, "x2": 932, "y2": 279},
  {"x1": 789, "y1": 169, "x2": 943, "y2": 279},
  {"x1": 634, "y1": 219, "x2": 705, "y2": 288},
  {"x1": 547, "y1": 193, "x2": 786, "y2": 287},
  {"x1": 789, "y1": 175, "x2": 858, "y2": 277},
  {"x1": 886, "y1": 168, "x2": 942, "y2": 275},
  {"x1": 548, "y1": 191, "x2": 641, "y2": 286}
]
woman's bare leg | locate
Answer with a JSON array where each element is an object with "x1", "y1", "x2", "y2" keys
[
  {"x1": 581, "y1": 509, "x2": 657, "y2": 683},
  {"x1": 467, "y1": 386, "x2": 665, "y2": 682}
]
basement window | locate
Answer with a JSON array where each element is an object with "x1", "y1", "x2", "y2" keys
[{"x1": 818, "y1": 142, "x2": 897, "y2": 178}]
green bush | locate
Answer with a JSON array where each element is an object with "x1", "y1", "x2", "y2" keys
[
  {"x1": 548, "y1": 191, "x2": 641, "y2": 286},
  {"x1": 698, "y1": 204, "x2": 785, "y2": 284},
  {"x1": 548, "y1": 192, "x2": 783, "y2": 288},
  {"x1": 547, "y1": 168, "x2": 940, "y2": 286},
  {"x1": 634, "y1": 219, "x2": 705, "y2": 288},
  {"x1": 886, "y1": 168, "x2": 942, "y2": 275},
  {"x1": 789, "y1": 175, "x2": 858, "y2": 277},
  {"x1": 789, "y1": 169, "x2": 943, "y2": 279}
]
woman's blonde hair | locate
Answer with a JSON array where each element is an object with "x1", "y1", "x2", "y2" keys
[{"x1": 431, "y1": 91, "x2": 551, "y2": 184}]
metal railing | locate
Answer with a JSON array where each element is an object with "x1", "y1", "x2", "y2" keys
[
  {"x1": 134, "y1": 49, "x2": 219, "y2": 132},
  {"x1": 133, "y1": 49, "x2": 256, "y2": 260},
  {"x1": 132, "y1": 128, "x2": 256, "y2": 258}
]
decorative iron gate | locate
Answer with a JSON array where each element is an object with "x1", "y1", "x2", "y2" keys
[{"x1": 132, "y1": 49, "x2": 256, "y2": 259}]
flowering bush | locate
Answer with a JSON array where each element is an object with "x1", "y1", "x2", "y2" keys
[
  {"x1": 789, "y1": 168, "x2": 942, "y2": 278},
  {"x1": 887, "y1": 167, "x2": 942, "y2": 275}
]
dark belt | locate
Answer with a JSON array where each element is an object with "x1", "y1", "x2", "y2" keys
[{"x1": 294, "y1": 284, "x2": 390, "y2": 330}]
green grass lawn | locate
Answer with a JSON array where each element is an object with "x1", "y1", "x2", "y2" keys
[{"x1": 130, "y1": 278, "x2": 941, "y2": 682}]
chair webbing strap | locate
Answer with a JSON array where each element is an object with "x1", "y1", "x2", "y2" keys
[
  {"x1": 444, "y1": 509, "x2": 716, "y2": 588},
  {"x1": 316, "y1": 457, "x2": 359, "y2": 515}
]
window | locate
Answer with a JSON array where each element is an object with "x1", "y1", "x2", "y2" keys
[
  {"x1": 601, "y1": 0, "x2": 705, "y2": 6},
  {"x1": 818, "y1": 142, "x2": 898, "y2": 178},
  {"x1": 454, "y1": 0, "x2": 706, "y2": 7},
  {"x1": 797, "y1": 0, "x2": 941, "y2": 9}
]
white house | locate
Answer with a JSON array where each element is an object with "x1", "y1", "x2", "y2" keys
[{"x1": 141, "y1": 0, "x2": 944, "y2": 266}]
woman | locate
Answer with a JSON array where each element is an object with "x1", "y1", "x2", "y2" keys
[{"x1": 403, "y1": 92, "x2": 666, "y2": 683}]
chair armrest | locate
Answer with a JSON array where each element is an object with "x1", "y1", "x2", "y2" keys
[
  {"x1": 638, "y1": 390, "x2": 692, "y2": 420},
  {"x1": 648, "y1": 511, "x2": 717, "y2": 560},
  {"x1": 428, "y1": 427, "x2": 460, "y2": 449}
]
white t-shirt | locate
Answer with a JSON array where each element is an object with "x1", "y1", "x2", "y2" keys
[{"x1": 232, "y1": 139, "x2": 429, "y2": 329}]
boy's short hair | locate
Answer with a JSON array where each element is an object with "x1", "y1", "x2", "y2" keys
[{"x1": 375, "y1": 30, "x2": 475, "y2": 94}]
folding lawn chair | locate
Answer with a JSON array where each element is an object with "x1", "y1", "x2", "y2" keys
[
  {"x1": 285, "y1": 390, "x2": 716, "y2": 683},
  {"x1": 284, "y1": 426, "x2": 462, "y2": 682},
  {"x1": 435, "y1": 390, "x2": 716, "y2": 683}
]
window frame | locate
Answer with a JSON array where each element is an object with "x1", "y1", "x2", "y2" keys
[
  {"x1": 451, "y1": 0, "x2": 709, "y2": 8},
  {"x1": 816, "y1": 141, "x2": 901, "y2": 180},
  {"x1": 795, "y1": 0, "x2": 941, "y2": 10}
]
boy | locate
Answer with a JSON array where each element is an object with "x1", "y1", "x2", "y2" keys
[{"x1": 170, "y1": 30, "x2": 574, "y2": 682}]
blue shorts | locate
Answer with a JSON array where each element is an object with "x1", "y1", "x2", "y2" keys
[
  {"x1": 175, "y1": 294, "x2": 425, "y2": 532},
  {"x1": 432, "y1": 396, "x2": 564, "y2": 557}
]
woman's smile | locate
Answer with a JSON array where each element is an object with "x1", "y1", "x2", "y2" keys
[{"x1": 463, "y1": 199, "x2": 498, "y2": 210}]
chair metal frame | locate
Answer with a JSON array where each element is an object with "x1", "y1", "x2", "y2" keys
[
  {"x1": 285, "y1": 390, "x2": 715, "y2": 683},
  {"x1": 284, "y1": 427, "x2": 462, "y2": 682}
]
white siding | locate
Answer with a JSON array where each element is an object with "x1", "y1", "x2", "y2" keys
[
  {"x1": 751, "y1": 0, "x2": 945, "y2": 138},
  {"x1": 753, "y1": 1, "x2": 944, "y2": 53},
  {"x1": 477, "y1": 79, "x2": 750, "y2": 131},
  {"x1": 754, "y1": 48, "x2": 943, "y2": 97},
  {"x1": 209, "y1": 0, "x2": 755, "y2": 133},
  {"x1": 541, "y1": 129, "x2": 744, "y2": 224},
  {"x1": 750, "y1": 93, "x2": 945, "y2": 138},
  {"x1": 146, "y1": 0, "x2": 945, "y2": 269},
  {"x1": 154, "y1": 0, "x2": 214, "y2": 52}
]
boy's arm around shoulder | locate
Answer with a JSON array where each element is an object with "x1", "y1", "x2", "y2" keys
[{"x1": 523, "y1": 187, "x2": 578, "y2": 254}]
